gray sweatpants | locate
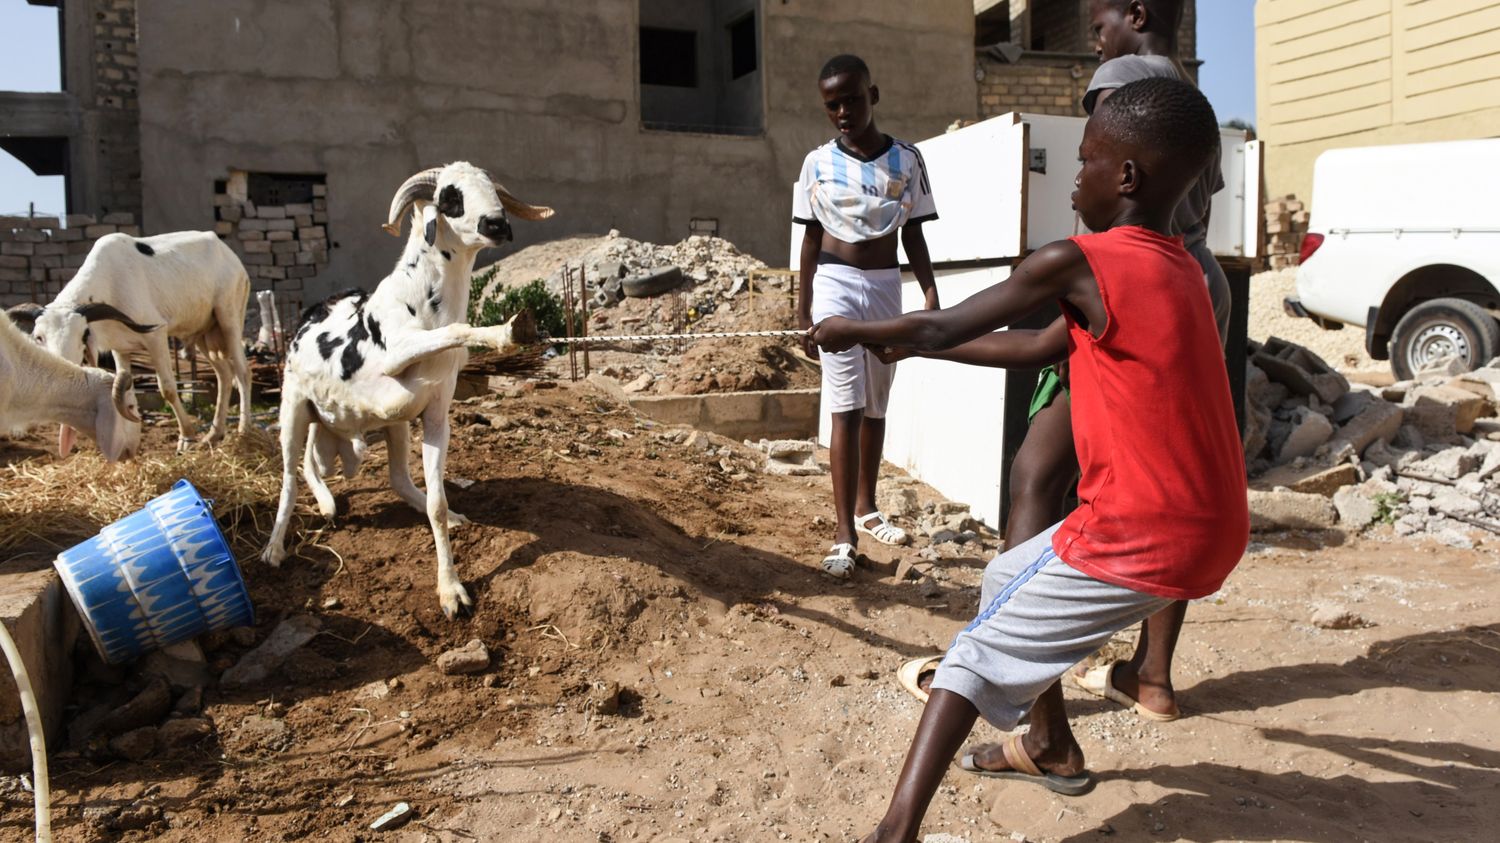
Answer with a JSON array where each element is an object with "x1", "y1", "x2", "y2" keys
[{"x1": 930, "y1": 523, "x2": 1173, "y2": 730}]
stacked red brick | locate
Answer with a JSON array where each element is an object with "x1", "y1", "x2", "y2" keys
[
  {"x1": 1264, "y1": 195, "x2": 1309, "y2": 270},
  {"x1": 213, "y1": 185, "x2": 329, "y2": 295},
  {"x1": 0, "y1": 214, "x2": 140, "y2": 308}
]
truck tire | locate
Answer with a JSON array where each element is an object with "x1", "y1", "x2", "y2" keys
[
  {"x1": 1389, "y1": 297, "x2": 1500, "y2": 380},
  {"x1": 622, "y1": 266, "x2": 684, "y2": 298}
]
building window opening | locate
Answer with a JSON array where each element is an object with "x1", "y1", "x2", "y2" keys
[
  {"x1": 728, "y1": 13, "x2": 757, "y2": 80},
  {"x1": 639, "y1": 0, "x2": 763, "y2": 136},
  {"x1": 641, "y1": 28, "x2": 698, "y2": 88}
]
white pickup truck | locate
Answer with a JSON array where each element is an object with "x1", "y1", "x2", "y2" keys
[{"x1": 1283, "y1": 138, "x2": 1500, "y2": 379}]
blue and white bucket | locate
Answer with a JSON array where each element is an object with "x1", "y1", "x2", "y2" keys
[{"x1": 54, "y1": 479, "x2": 254, "y2": 664}]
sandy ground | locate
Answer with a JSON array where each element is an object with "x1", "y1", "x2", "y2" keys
[
  {"x1": 1247, "y1": 268, "x2": 1382, "y2": 375},
  {"x1": 0, "y1": 382, "x2": 1496, "y2": 843}
]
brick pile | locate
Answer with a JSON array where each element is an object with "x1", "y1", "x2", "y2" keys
[
  {"x1": 213, "y1": 185, "x2": 329, "y2": 295},
  {"x1": 0, "y1": 213, "x2": 140, "y2": 307},
  {"x1": 1264, "y1": 195, "x2": 1309, "y2": 270}
]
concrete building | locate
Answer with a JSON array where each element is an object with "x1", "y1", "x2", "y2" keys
[
  {"x1": 972, "y1": 0, "x2": 1198, "y2": 121},
  {"x1": 1256, "y1": 0, "x2": 1500, "y2": 203},
  {"x1": 1, "y1": 0, "x2": 976, "y2": 309}
]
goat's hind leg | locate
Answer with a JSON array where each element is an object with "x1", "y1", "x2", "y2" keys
[
  {"x1": 261, "y1": 395, "x2": 312, "y2": 567},
  {"x1": 387, "y1": 422, "x2": 467, "y2": 527},
  {"x1": 302, "y1": 423, "x2": 340, "y2": 518}
]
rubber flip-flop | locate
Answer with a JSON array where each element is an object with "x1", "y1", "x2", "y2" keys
[
  {"x1": 1069, "y1": 660, "x2": 1180, "y2": 722},
  {"x1": 957, "y1": 734, "x2": 1093, "y2": 796},
  {"x1": 896, "y1": 655, "x2": 944, "y2": 704}
]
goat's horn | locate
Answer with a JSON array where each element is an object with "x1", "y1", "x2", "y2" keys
[
  {"x1": 484, "y1": 170, "x2": 555, "y2": 221},
  {"x1": 74, "y1": 302, "x2": 158, "y2": 333},
  {"x1": 383, "y1": 167, "x2": 443, "y2": 237},
  {"x1": 111, "y1": 367, "x2": 140, "y2": 424},
  {"x1": 5, "y1": 302, "x2": 44, "y2": 333}
]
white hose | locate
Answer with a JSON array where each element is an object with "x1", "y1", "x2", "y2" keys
[{"x1": 0, "y1": 621, "x2": 50, "y2": 843}]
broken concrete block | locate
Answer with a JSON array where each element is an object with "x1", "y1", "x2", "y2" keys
[
  {"x1": 1253, "y1": 337, "x2": 1350, "y2": 404},
  {"x1": 108, "y1": 726, "x2": 157, "y2": 761},
  {"x1": 1248, "y1": 489, "x2": 1338, "y2": 531},
  {"x1": 1413, "y1": 446, "x2": 1481, "y2": 481},
  {"x1": 1332, "y1": 390, "x2": 1375, "y2": 424},
  {"x1": 1291, "y1": 464, "x2": 1360, "y2": 497},
  {"x1": 1409, "y1": 385, "x2": 1488, "y2": 435},
  {"x1": 763, "y1": 439, "x2": 823, "y2": 476},
  {"x1": 157, "y1": 717, "x2": 213, "y2": 750},
  {"x1": 878, "y1": 487, "x2": 918, "y2": 519},
  {"x1": 221, "y1": 615, "x2": 321, "y2": 688},
  {"x1": 1414, "y1": 355, "x2": 1468, "y2": 380},
  {"x1": 1310, "y1": 603, "x2": 1370, "y2": 630},
  {"x1": 1431, "y1": 488, "x2": 1483, "y2": 518},
  {"x1": 1328, "y1": 401, "x2": 1403, "y2": 457},
  {"x1": 1277, "y1": 408, "x2": 1334, "y2": 462},
  {"x1": 1332, "y1": 486, "x2": 1381, "y2": 530}
]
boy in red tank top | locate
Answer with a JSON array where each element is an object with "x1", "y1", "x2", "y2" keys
[{"x1": 809, "y1": 77, "x2": 1250, "y2": 842}]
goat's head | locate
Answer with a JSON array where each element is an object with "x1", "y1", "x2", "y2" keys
[
  {"x1": 382, "y1": 162, "x2": 553, "y2": 252},
  {"x1": 33, "y1": 302, "x2": 157, "y2": 367},
  {"x1": 59, "y1": 367, "x2": 141, "y2": 462},
  {"x1": 33, "y1": 303, "x2": 154, "y2": 429}
]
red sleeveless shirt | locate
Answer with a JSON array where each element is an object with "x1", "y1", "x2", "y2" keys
[{"x1": 1052, "y1": 226, "x2": 1249, "y2": 600}]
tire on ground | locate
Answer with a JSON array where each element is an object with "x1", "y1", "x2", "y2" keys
[
  {"x1": 621, "y1": 266, "x2": 684, "y2": 298},
  {"x1": 1389, "y1": 296, "x2": 1500, "y2": 380}
]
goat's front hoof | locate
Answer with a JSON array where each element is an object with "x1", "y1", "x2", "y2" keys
[
  {"x1": 261, "y1": 545, "x2": 288, "y2": 568},
  {"x1": 439, "y1": 583, "x2": 473, "y2": 619}
]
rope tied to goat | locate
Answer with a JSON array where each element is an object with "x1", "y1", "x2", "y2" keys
[{"x1": 546, "y1": 328, "x2": 809, "y2": 345}]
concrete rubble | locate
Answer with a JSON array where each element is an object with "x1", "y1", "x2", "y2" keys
[{"x1": 1245, "y1": 339, "x2": 1500, "y2": 541}]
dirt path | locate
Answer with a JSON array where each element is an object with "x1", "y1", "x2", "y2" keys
[{"x1": 1, "y1": 384, "x2": 1497, "y2": 842}]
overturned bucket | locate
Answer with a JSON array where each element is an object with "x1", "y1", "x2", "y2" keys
[{"x1": 54, "y1": 479, "x2": 254, "y2": 664}]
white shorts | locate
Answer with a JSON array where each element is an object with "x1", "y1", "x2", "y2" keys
[{"x1": 811, "y1": 263, "x2": 903, "y2": 417}]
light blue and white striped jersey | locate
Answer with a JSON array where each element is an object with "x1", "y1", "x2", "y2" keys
[{"x1": 792, "y1": 135, "x2": 938, "y2": 244}]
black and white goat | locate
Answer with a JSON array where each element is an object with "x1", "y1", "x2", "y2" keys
[
  {"x1": 260, "y1": 162, "x2": 553, "y2": 618},
  {"x1": 17, "y1": 231, "x2": 253, "y2": 450},
  {"x1": 1, "y1": 310, "x2": 141, "y2": 462}
]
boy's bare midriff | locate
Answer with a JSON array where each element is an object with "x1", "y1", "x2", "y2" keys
[{"x1": 820, "y1": 230, "x2": 899, "y2": 270}]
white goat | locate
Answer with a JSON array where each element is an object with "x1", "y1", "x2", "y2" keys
[
  {"x1": 20, "y1": 231, "x2": 253, "y2": 450},
  {"x1": 260, "y1": 162, "x2": 553, "y2": 618},
  {"x1": 0, "y1": 312, "x2": 141, "y2": 462}
]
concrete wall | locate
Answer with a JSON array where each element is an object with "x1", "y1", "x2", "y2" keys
[
  {"x1": 1257, "y1": 0, "x2": 1500, "y2": 204},
  {"x1": 135, "y1": 0, "x2": 975, "y2": 306}
]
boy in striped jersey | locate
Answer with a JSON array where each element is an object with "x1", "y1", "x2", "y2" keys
[{"x1": 793, "y1": 54, "x2": 940, "y2": 578}]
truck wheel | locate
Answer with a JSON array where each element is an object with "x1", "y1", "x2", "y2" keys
[{"x1": 1390, "y1": 297, "x2": 1500, "y2": 380}]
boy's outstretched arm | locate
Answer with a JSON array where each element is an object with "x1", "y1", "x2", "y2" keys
[
  {"x1": 812, "y1": 240, "x2": 1094, "y2": 354},
  {"x1": 901, "y1": 222, "x2": 940, "y2": 310},
  {"x1": 870, "y1": 316, "x2": 1067, "y2": 368}
]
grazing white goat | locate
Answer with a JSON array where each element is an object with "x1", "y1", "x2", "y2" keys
[
  {"x1": 0, "y1": 311, "x2": 141, "y2": 462},
  {"x1": 261, "y1": 162, "x2": 553, "y2": 618},
  {"x1": 19, "y1": 231, "x2": 253, "y2": 449}
]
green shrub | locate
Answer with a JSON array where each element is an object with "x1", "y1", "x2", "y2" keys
[{"x1": 468, "y1": 268, "x2": 573, "y2": 338}]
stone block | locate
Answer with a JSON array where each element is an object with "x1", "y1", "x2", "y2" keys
[
  {"x1": 628, "y1": 394, "x2": 702, "y2": 427},
  {"x1": 1290, "y1": 464, "x2": 1359, "y2": 497},
  {"x1": 274, "y1": 253, "x2": 295, "y2": 267},
  {"x1": 12, "y1": 230, "x2": 45, "y2": 244},
  {"x1": 32, "y1": 242, "x2": 64, "y2": 257},
  {"x1": 64, "y1": 214, "x2": 95, "y2": 227},
  {"x1": 312, "y1": 184, "x2": 327, "y2": 197},
  {"x1": 1248, "y1": 489, "x2": 1338, "y2": 531},
  {"x1": 240, "y1": 218, "x2": 269, "y2": 232},
  {"x1": 297, "y1": 226, "x2": 326, "y2": 240},
  {"x1": 213, "y1": 221, "x2": 234, "y2": 236},
  {"x1": 1329, "y1": 401, "x2": 1402, "y2": 456},
  {"x1": 271, "y1": 239, "x2": 298, "y2": 252},
  {"x1": 117, "y1": 226, "x2": 141, "y2": 237},
  {"x1": 66, "y1": 241, "x2": 94, "y2": 255},
  {"x1": 285, "y1": 203, "x2": 313, "y2": 216},
  {"x1": 286, "y1": 265, "x2": 315, "y2": 279},
  {"x1": 267, "y1": 219, "x2": 296, "y2": 231},
  {"x1": 267, "y1": 230, "x2": 294, "y2": 242},
  {"x1": 293, "y1": 214, "x2": 312, "y2": 227},
  {"x1": 101, "y1": 212, "x2": 134, "y2": 225},
  {"x1": 257, "y1": 205, "x2": 287, "y2": 220},
  {"x1": 1253, "y1": 337, "x2": 1350, "y2": 404},
  {"x1": 0, "y1": 255, "x2": 25, "y2": 269},
  {"x1": 1409, "y1": 385, "x2": 1489, "y2": 434},
  {"x1": 218, "y1": 205, "x2": 243, "y2": 223},
  {"x1": 0, "y1": 562, "x2": 80, "y2": 773},
  {"x1": 49, "y1": 228, "x2": 82, "y2": 242},
  {"x1": 1413, "y1": 446, "x2": 1481, "y2": 480},
  {"x1": 83, "y1": 224, "x2": 116, "y2": 238},
  {"x1": 242, "y1": 240, "x2": 272, "y2": 254},
  {"x1": 27, "y1": 216, "x2": 60, "y2": 229},
  {"x1": 1277, "y1": 409, "x2": 1334, "y2": 462},
  {"x1": 241, "y1": 253, "x2": 272, "y2": 266},
  {"x1": 1332, "y1": 486, "x2": 1381, "y2": 530}
]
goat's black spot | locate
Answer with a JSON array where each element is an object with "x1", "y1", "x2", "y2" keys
[
  {"x1": 437, "y1": 184, "x2": 465, "y2": 218},
  {"x1": 339, "y1": 317, "x2": 369, "y2": 380},
  {"x1": 366, "y1": 314, "x2": 385, "y2": 349},
  {"x1": 406, "y1": 260, "x2": 417, "y2": 270},
  {"x1": 316, "y1": 332, "x2": 341, "y2": 360},
  {"x1": 134, "y1": 241, "x2": 154, "y2": 257},
  {"x1": 406, "y1": 303, "x2": 416, "y2": 316},
  {"x1": 423, "y1": 216, "x2": 437, "y2": 246},
  {"x1": 427, "y1": 283, "x2": 442, "y2": 313},
  {"x1": 299, "y1": 287, "x2": 368, "y2": 328},
  {"x1": 441, "y1": 250, "x2": 452, "y2": 262}
]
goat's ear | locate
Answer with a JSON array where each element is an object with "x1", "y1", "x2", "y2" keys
[
  {"x1": 74, "y1": 302, "x2": 158, "y2": 333},
  {"x1": 5, "y1": 302, "x2": 43, "y2": 333},
  {"x1": 422, "y1": 204, "x2": 439, "y2": 247}
]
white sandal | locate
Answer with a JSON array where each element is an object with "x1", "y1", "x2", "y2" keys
[
  {"x1": 820, "y1": 543, "x2": 857, "y2": 578},
  {"x1": 855, "y1": 511, "x2": 908, "y2": 546}
]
